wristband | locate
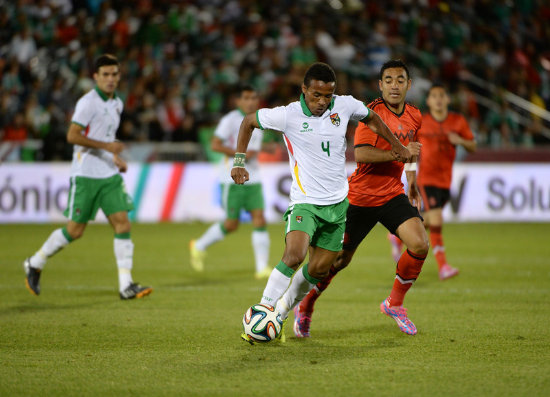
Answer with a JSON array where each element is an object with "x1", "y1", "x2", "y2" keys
[
  {"x1": 404, "y1": 162, "x2": 417, "y2": 171},
  {"x1": 233, "y1": 152, "x2": 246, "y2": 168}
]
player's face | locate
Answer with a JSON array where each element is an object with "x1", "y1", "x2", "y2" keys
[
  {"x1": 379, "y1": 67, "x2": 411, "y2": 107},
  {"x1": 94, "y1": 65, "x2": 120, "y2": 96},
  {"x1": 236, "y1": 90, "x2": 259, "y2": 114},
  {"x1": 302, "y1": 79, "x2": 336, "y2": 116},
  {"x1": 426, "y1": 87, "x2": 450, "y2": 113}
]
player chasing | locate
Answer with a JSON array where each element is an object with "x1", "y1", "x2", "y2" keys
[
  {"x1": 292, "y1": 60, "x2": 426, "y2": 337},
  {"x1": 23, "y1": 54, "x2": 152, "y2": 300},
  {"x1": 232, "y1": 62, "x2": 414, "y2": 344},
  {"x1": 189, "y1": 85, "x2": 271, "y2": 279}
]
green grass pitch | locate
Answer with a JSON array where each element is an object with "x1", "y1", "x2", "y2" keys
[{"x1": 1, "y1": 222, "x2": 549, "y2": 396}]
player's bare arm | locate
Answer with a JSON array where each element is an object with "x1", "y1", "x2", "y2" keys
[
  {"x1": 406, "y1": 168, "x2": 421, "y2": 211},
  {"x1": 66, "y1": 123, "x2": 124, "y2": 154},
  {"x1": 361, "y1": 110, "x2": 412, "y2": 162},
  {"x1": 448, "y1": 132, "x2": 477, "y2": 152},
  {"x1": 231, "y1": 112, "x2": 258, "y2": 184},
  {"x1": 113, "y1": 154, "x2": 127, "y2": 173},
  {"x1": 211, "y1": 136, "x2": 258, "y2": 160}
]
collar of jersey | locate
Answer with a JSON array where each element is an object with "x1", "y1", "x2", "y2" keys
[
  {"x1": 237, "y1": 107, "x2": 246, "y2": 116},
  {"x1": 94, "y1": 86, "x2": 117, "y2": 102},
  {"x1": 300, "y1": 94, "x2": 335, "y2": 117}
]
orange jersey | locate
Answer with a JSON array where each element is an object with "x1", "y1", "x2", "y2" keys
[
  {"x1": 417, "y1": 112, "x2": 474, "y2": 189},
  {"x1": 348, "y1": 98, "x2": 422, "y2": 207}
]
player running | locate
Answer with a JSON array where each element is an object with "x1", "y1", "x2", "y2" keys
[
  {"x1": 232, "y1": 62, "x2": 414, "y2": 344},
  {"x1": 417, "y1": 84, "x2": 476, "y2": 279},
  {"x1": 292, "y1": 59, "x2": 426, "y2": 337},
  {"x1": 189, "y1": 84, "x2": 271, "y2": 279},
  {"x1": 23, "y1": 54, "x2": 152, "y2": 300}
]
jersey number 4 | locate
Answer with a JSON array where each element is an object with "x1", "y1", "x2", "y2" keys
[{"x1": 321, "y1": 141, "x2": 330, "y2": 157}]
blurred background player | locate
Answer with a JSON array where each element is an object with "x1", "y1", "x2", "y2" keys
[
  {"x1": 189, "y1": 85, "x2": 271, "y2": 279},
  {"x1": 293, "y1": 60, "x2": 426, "y2": 337},
  {"x1": 417, "y1": 84, "x2": 477, "y2": 279},
  {"x1": 233, "y1": 62, "x2": 411, "y2": 344},
  {"x1": 23, "y1": 54, "x2": 152, "y2": 300}
]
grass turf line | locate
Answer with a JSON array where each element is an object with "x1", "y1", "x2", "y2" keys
[{"x1": 1, "y1": 223, "x2": 549, "y2": 396}]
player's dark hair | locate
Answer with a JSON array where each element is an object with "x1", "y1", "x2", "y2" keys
[
  {"x1": 236, "y1": 84, "x2": 256, "y2": 97},
  {"x1": 379, "y1": 59, "x2": 410, "y2": 80},
  {"x1": 94, "y1": 54, "x2": 119, "y2": 72},
  {"x1": 427, "y1": 83, "x2": 447, "y2": 95},
  {"x1": 303, "y1": 62, "x2": 336, "y2": 87}
]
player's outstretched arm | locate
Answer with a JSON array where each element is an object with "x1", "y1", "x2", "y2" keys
[
  {"x1": 66, "y1": 123, "x2": 124, "y2": 154},
  {"x1": 231, "y1": 113, "x2": 258, "y2": 185},
  {"x1": 361, "y1": 111, "x2": 412, "y2": 162}
]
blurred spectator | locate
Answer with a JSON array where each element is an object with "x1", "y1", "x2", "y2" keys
[{"x1": 0, "y1": 0, "x2": 548, "y2": 162}]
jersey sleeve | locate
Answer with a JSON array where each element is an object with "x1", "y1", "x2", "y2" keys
[
  {"x1": 458, "y1": 115, "x2": 474, "y2": 140},
  {"x1": 256, "y1": 106, "x2": 286, "y2": 132},
  {"x1": 213, "y1": 114, "x2": 233, "y2": 141},
  {"x1": 71, "y1": 96, "x2": 94, "y2": 128},
  {"x1": 347, "y1": 96, "x2": 370, "y2": 121}
]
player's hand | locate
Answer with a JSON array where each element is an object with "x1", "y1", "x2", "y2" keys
[
  {"x1": 106, "y1": 141, "x2": 125, "y2": 154},
  {"x1": 408, "y1": 184, "x2": 422, "y2": 211},
  {"x1": 447, "y1": 132, "x2": 462, "y2": 145},
  {"x1": 406, "y1": 142, "x2": 422, "y2": 157},
  {"x1": 231, "y1": 167, "x2": 249, "y2": 185},
  {"x1": 114, "y1": 154, "x2": 128, "y2": 173}
]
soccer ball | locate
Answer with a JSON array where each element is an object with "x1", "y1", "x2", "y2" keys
[{"x1": 242, "y1": 304, "x2": 283, "y2": 343}]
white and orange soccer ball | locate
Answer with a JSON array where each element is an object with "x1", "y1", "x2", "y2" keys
[{"x1": 242, "y1": 304, "x2": 283, "y2": 343}]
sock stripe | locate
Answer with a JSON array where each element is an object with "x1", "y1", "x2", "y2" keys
[
  {"x1": 115, "y1": 232, "x2": 131, "y2": 239},
  {"x1": 395, "y1": 274, "x2": 416, "y2": 284},
  {"x1": 254, "y1": 227, "x2": 267, "y2": 232},
  {"x1": 275, "y1": 260, "x2": 295, "y2": 278},
  {"x1": 302, "y1": 264, "x2": 322, "y2": 285},
  {"x1": 220, "y1": 223, "x2": 228, "y2": 235},
  {"x1": 61, "y1": 227, "x2": 74, "y2": 242},
  {"x1": 406, "y1": 249, "x2": 427, "y2": 261}
]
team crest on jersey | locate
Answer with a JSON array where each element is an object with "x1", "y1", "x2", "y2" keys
[
  {"x1": 330, "y1": 113, "x2": 340, "y2": 126},
  {"x1": 296, "y1": 216, "x2": 303, "y2": 223}
]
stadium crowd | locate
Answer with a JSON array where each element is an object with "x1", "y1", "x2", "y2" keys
[{"x1": 1, "y1": 0, "x2": 549, "y2": 161}]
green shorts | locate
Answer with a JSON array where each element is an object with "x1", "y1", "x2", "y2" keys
[
  {"x1": 64, "y1": 174, "x2": 134, "y2": 223},
  {"x1": 283, "y1": 198, "x2": 349, "y2": 252},
  {"x1": 222, "y1": 183, "x2": 265, "y2": 220}
]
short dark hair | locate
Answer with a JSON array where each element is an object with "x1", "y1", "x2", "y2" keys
[
  {"x1": 235, "y1": 84, "x2": 256, "y2": 97},
  {"x1": 379, "y1": 59, "x2": 410, "y2": 80},
  {"x1": 94, "y1": 54, "x2": 119, "y2": 72},
  {"x1": 427, "y1": 83, "x2": 446, "y2": 95},
  {"x1": 303, "y1": 62, "x2": 336, "y2": 87}
]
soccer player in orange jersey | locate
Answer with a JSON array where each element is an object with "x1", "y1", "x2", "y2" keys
[
  {"x1": 417, "y1": 84, "x2": 477, "y2": 279},
  {"x1": 291, "y1": 60, "x2": 427, "y2": 336}
]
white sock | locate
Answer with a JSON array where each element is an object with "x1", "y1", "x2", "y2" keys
[
  {"x1": 260, "y1": 262, "x2": 295, "y2": 307},
  {"x1": 195, "y1": 223, "x2": 225, "y2": 251},
  {"x1": 252, "y1": 229, "x2": 270, "y2": 272},
  {"x1": 30, "y1": 228, "x2": 70, "y2": 269},
  {"x1": 114, "y1": 238, "x2": 134, "y2": 292},
  {"x1": 277, "y1": 265, "x2": 317, "y2": 319}
]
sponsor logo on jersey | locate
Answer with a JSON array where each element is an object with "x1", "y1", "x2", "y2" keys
[
  {"x1": 330, "y1": 113, "x2": 341, "y2": 126},
  {"x1": 300, "y1": 122, "x2": 313, "y2": 133}
]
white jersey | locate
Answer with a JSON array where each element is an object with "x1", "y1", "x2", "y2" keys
[
  {"x1": 70, "y1": 87, "x2": 123, "y2": 178},
  {"x1": 257, "y1": 94, "x2": 370, "y2": 206},
  {"x1": 216, "y1": 108, "x2": 263, "y2": 184}
]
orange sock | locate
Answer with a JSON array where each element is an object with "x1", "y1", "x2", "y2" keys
[
  {"x1": 430, "y1": 226, "x2": 447, "y2": 270},
  {"x1": 300, "y1": 265, "x2": 339, "y2": 313},
  {"x1": 388, "y1": 249, "x2": 426, "y2": 307}
]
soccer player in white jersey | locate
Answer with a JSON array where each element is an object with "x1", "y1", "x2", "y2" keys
[
  {"x1": 232, "y1": 62, "x2": 414, "y2": 343},
  {"x1": 189, "y1": 85, "x2": 271, "y2": 278},
  {"x1": 23, "y1": 54, "x2": 152, "y2": 300}
]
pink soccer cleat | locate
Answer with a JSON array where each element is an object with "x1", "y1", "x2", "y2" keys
[
  {"x1": 380, "y1": 298, "x2": 417, "y2": 335},
  {"x1": 439, "y1": 264, "x2": 459, "y2": 280}
]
